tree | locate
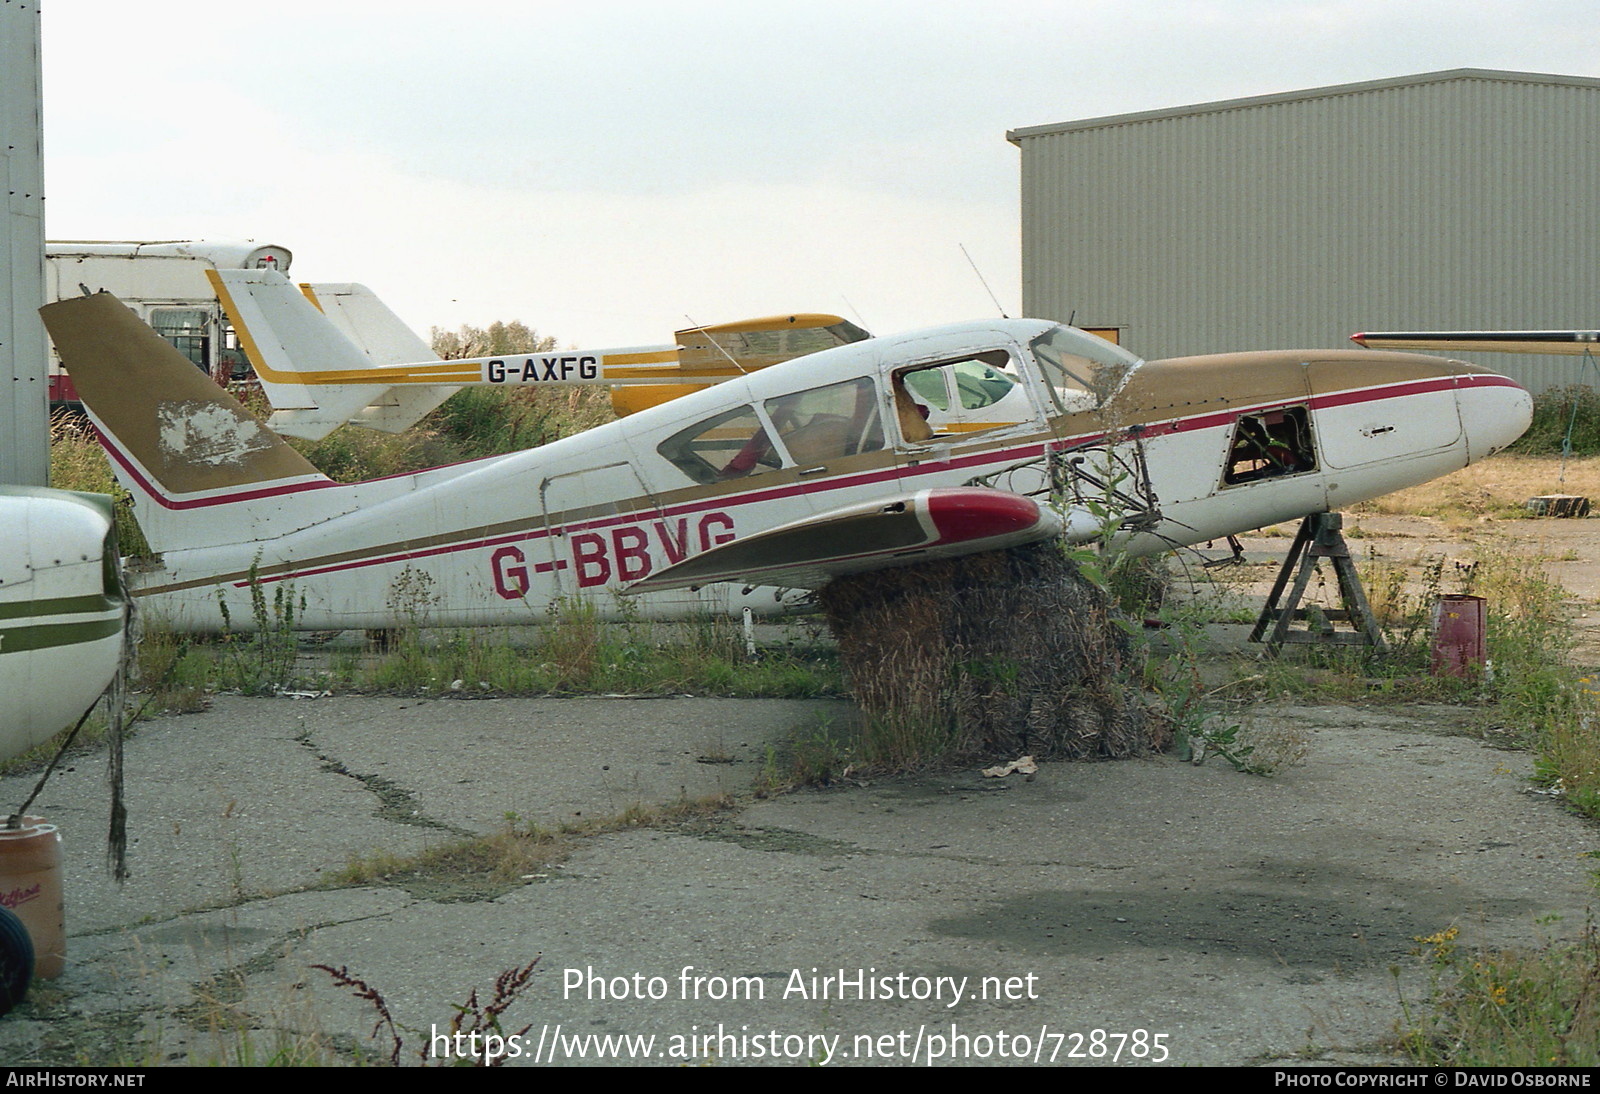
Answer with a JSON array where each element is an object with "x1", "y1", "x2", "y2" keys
[
  {"x1": 423, "y1": 320, "x2": 615, "y2": 457},
  {"x1": 430, "y1": 320, "x2": 557, "y2": 360}
]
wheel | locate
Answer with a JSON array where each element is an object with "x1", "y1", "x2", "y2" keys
[{"x1": 0, "y1": 905, "x2": 34, "y2": 1017}]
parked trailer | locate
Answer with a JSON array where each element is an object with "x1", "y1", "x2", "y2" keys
[{"x1": 44, "y1": 240, "x2": 291, "y2": 404}]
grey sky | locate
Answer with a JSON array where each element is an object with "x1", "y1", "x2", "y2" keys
[{"x1": 41, "y1": 1, "x2": 1600, "y2": 347}]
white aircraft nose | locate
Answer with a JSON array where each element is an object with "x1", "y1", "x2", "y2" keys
[{"x1": 1457, "y1": 371, "x2": 1533, "y2": 462}]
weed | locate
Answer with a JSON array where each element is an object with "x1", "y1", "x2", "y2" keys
[
  {"x1": 331, "y1": 794, "x2": 736, "y2": 901},
  {"x1": 1232, "y1": 715, "x2": 1312, "y2": 775},
  {"x1": 47, "y1": 415, "x2": 153, "y2": 559},
  {"x1": 348, "y1": 611, "x2": 840, "y2": 699},
  {"x1": 786, "y1": 718, "x2": 854, "y2": 786},
  {"x1": 215, "y1": 561, "x2": 305, "y2": 695},
  {"x1": 315, "y1": 959, "x2": 540, "y2": 1066},
  {"x1": 330, "y1": 819, "x2": 569, "y2": 902},
  {"x1": 1249, "y1": 541, "x2": 1600, "y2": 817},
  {"x1": 133, "y1": 622, "x2": 213, "y2": 713},
  {"x1": 1396, "y1": 921, "x2": 1600, "y2": 1066}
]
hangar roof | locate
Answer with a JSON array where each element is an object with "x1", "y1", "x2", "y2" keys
[{"x1": 1006, "y1": 68, "x2": 1600, "y2": 143}]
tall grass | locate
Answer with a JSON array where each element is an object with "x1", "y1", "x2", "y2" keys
[
  {"x1": 1354, "y1": 548, "x2": 1600, "y2": 817},
  {"x1": 355, "y1": 604, "x2": 839, "y2": 698},
  {"x1": 1352, "y1": 453, "x2": 1600, "y2": 522},
  {"x1": 1399, "y1": 922, "x2": 1600, "y2": 1066},
  {"x1": 48, "y1": 416, "x2": 150, "y2": 557}
]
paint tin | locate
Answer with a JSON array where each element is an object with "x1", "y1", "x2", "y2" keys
[
  {"x1": 0, "y1": 817, "x2": 65, "y2": 978},
  {"x1": 1431, "y1": 595, "x2": 1487, "y2": 679}
]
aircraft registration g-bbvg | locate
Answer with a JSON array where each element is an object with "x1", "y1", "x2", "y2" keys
[{"x1": 40, "y1": 284, "x2": 1533, "y2": 632}]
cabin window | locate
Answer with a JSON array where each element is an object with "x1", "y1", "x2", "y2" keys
[
  {"x1": 149, "y1": 307, "x2": 210, "y2": 371},
  {"x1": 1028, "y1": 324, "x2": 1140, "y2": 414},
  {"x1": 763, "y1": 377, "x2": 884, "y2": 465},
  {"x1": 1223, "y1": 406, "x2": 1317, "y2": 485},
  {"x1": 218, "y1": 322, "x2": 251, "y2": 381},
  {"x1": 892, "y1": 350, "x2": 1026, "y2": 441},
  {"x1": 658, "y1": 405, "x2": 783, "y2": 485}
]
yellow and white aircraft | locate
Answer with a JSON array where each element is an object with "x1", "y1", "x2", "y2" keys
[
  {"x1": 40, "y1": 286, "x2": 1532, "y2": 632},
  {"x1": 216, "y1": 269, "x2": 871, "y2": 439}
]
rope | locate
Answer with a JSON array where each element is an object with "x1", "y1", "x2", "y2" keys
[{"x1": 1557, "y1": 347, "x2": 1599, "y2": 485}]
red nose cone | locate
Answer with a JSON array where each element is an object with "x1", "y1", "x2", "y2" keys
[{"x1": 925, "y1": 488, "x2": 1043, "y2": 544}]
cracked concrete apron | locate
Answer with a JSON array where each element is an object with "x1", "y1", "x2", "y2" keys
[{"x1": 0, "y1": 695, "x2": 1593, "y2": 1067}]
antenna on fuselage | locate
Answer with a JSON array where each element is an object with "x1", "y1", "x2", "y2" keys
[
  {"x1": 840, "y1": 295, "x2": 869, "y2": 331},
  {"x1": 960, "y1": 244, "x2": 1009, "y2": 319}
]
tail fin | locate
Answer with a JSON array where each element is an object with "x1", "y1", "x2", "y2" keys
[
  {"x1": 40, "y1": 292, "x2": 333, "y2": 553},
  {"x1": 212, "y1": 268, "x2": 473, "y2": 440}
]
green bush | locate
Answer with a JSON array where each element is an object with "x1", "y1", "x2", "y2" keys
[{"x1": 1509, "y1": 384, "x2": 1600, "y2": 456}]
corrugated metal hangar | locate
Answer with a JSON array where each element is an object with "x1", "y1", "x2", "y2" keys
[{"x1": 1008, "y1": 69, "x2": 1600, "y2": 393}]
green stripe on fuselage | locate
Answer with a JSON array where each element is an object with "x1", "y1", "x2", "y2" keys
[
  {"x1": 0, "y1": 593, "x2": 121, "y2": 623},
  {"x1": 0, "y1": 615, "x2": 125, "y2": 654}
]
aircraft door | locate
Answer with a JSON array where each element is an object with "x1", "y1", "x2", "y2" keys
[
  {"x1": 539, "y1": 463, "x2": 668, "y2": 595},
  {"x1": 759, "y1": 376, "x2": 895, "y2": 514},
  {"x1": 1305, "y1": 361, "x2": 1462, "y2": 470}
]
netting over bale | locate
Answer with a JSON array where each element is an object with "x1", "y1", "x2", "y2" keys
[{"x1": 817, "y1": 543, "x2": 1163, "y2": 767}]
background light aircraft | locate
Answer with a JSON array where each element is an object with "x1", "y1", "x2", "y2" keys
[
  {"x1": 213, "y1": 269, "x2": 870, "y2": 440},
  {"x1": 41, "y1": 290, "x2": 1532, "y2": 632}
]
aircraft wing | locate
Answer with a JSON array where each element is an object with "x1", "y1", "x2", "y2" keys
[
  {"x1": 624, "y1": 487, "x2": 1098, "y2": 594},
  {"x1": 613, "y1": 313, "x2": 871, "y2": 417},
  {"x1": 1352, "y1": 330, "x2": 1600, "y2": 355}
]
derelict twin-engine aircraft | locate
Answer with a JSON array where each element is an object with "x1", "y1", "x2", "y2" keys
[{"x1": 40, "y1": 279, "x2": 1533, "y2": 632}]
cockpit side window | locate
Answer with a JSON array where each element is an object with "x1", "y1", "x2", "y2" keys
[
  {"x1": 658, "y1": 404, "x2": 783, "y2": 485},
  {"x1": 762, "y1": 377, "x2": 885, "y2": 465},
  {"x1": 892, "y1": 350, "x2": 1028, "y2": 441},
  {"x1": 1028, "y1": 325, "x2": 1140, "y2": 415}
]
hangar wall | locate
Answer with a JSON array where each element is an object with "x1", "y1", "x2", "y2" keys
[{"x1": 1009, "y1": 69, "x2": 1600, "y2": 393}]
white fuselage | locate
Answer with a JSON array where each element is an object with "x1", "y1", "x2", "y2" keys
[{"x1": 107, "y1": 319, "x2": 1531, "y2": 632}]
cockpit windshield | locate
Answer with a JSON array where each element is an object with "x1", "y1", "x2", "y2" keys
[{"x1": 1028, "y1": 325, "x2": 1142, "y2": 414}]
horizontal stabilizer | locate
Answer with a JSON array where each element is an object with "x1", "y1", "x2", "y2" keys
[
  {"x1": 300, "y1": 282, "x2": 456, "y2": 433},
  {"x1": 625, "y1": 487, "x2": 1093, "y2": 593}
]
